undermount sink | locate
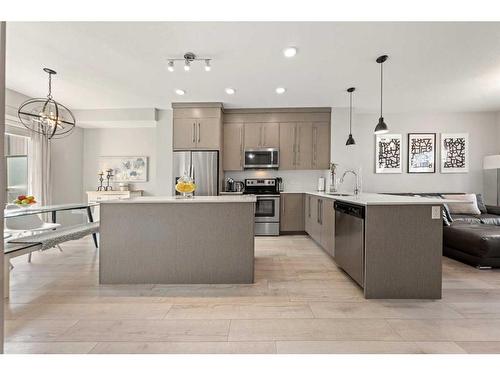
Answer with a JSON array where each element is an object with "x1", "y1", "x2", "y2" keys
[{"x1": 326, "y1": 193, "x2": 352, "y2": 196}]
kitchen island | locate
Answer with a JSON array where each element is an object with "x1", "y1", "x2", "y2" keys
[
  {"x1": 99, "y1": 195, "x2": 256, "y2": 284},
  {"x1": 290, "y1": 192, "x2": 452, "y2": 299}
]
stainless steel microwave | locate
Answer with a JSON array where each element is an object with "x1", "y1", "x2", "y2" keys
[{"x1": 244, "y1": 148, "x2": 279, "y2": 169}]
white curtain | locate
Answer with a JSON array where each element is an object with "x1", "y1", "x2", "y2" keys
[{"x1": 28, "y1": 128, "x2": 51, "y2": 206}]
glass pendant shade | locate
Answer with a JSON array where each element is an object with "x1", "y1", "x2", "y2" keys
[
  {"x1": 374, "y1": 116, "x2": 389, "y2": 134},
  {"x1": 345, "y1": 133, "x2": 356, "y2": 145},
  {"x1": 17, "y1": 68, "x2": 76, "y2": 139}
]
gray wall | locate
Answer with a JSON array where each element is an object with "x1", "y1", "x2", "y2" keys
[
  {"x1": 82, "y1": 109, "x2": 173, "y2": 196},
  {"x1": 1, "y1": 21, "x2": 6, "y2": 354},
  {"x1": 331, "y1": 109, "x2": 500, "y2": 203}
]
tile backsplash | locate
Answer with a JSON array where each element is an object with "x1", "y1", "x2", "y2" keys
[{"x1": 224, "y1": 170, "x2": 330, "y2": 192}]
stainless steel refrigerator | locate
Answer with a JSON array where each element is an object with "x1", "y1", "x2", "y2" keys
[{"x1": 173, "y1": 151, "x2": 219, "y2": 196}]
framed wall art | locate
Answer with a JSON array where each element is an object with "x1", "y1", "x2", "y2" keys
[
  {"x1": 440, "y1": 133, "x2": 469, "y2": 173},
  {"x1": 99, "y1": 156, "x2": 149, "y2": 182},
  {"x1": 407, "y1": 133, "x2": 436, "y2": 173},
  {"x1": 375, "y1": 133, "x2": 402, "y2": 174}
]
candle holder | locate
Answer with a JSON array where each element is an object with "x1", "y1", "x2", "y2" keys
[
  {"x1": 97, "y1": 172, "x2": 105, "y2": 191},
  {"x1": 105, "y1": 169, "x2": 114, "y2": 191}
]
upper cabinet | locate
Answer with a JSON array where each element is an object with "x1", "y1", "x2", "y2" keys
[
  {"x1": 222, "y1": 107, "x2": 331, "y2": 171},
  {"x1": 244, "y1": 123, "x2": 279, "y2": 149},
  {"x1": 312, "y1": 122, "x2": 330, "y2": 169},
  {"x1": 172, "y1": 103, "x2": 223, "y2": 150},
  {"x1": 223, "y1": 122, "x2": 244, "y2": 171}
]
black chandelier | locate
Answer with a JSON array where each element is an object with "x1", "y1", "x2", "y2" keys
[
  {"x1": 17, "y1": 68, "x2": 76, "y2": 139},
  {"x1": 345, "y1": 87, "x2": 356, "y2": 146},
  {"x1": 374, "y1": 55, "x2": 389, "y2": 134}
]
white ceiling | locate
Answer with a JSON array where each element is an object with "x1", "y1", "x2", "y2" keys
[{"x1": 5, "y1": 22, "x2": 500, "y2": 113}]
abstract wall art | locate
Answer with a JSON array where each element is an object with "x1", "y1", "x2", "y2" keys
[
  {"x1": 375, "y1": 133, "x2": 402, "y2": 174},
  {"x1": 408, "y1": 133, "x2": 436, "y2": 173},
  {"x1": 440, "y1": 133, "x2": 469, "y2": 173},
  {"x1": 99, "y1": 156, "x2": 149, "y2": 182}
]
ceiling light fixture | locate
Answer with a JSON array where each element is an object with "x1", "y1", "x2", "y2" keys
[
  {"x1": 167, "y1": 60, "x2": 174, "y2": 72},
  {"x1": 225, "y1": 88, "x2": 235, "y2": 95},
  {"x1": 283, "y1": 47, "x2": 297, "y2": 58},
  {"x1": 276, "y1": 87, "x2": 286, "y2": 94},
  {"x1": 346, "y1": 87, "x2": 356, "y2": 146},
  {"x1": 17, "y1": 68, "x2": 76, "y2": 140},
  {"x1": 374, "y1": 54, "x2": 389, "y2": 134},
  {"x1": 175, "y1": 89, "x2": 186, "y2": 96},
  {"x1": 166, "y1": 52, "x2": 213, "y2": 73},
  {"x1": 204, "y1": 60, "x2": 211, "y2": 72}
]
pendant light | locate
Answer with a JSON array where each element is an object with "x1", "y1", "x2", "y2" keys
[
  {"x1": 374, "y1": 55, "x2": 389, "y2": 134},
  {"x1": 17, "y1": 68, "x2": 76, "y2": 139},
  {"x1": 345, "y1": 87, "x2": 356, "y2": 146}
]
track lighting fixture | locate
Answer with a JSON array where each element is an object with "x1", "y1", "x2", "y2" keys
[{"x1": 166, "y1": 52, "x2": 213, "y2": 72}]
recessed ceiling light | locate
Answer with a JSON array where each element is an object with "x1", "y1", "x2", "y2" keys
[
  {"x1": 175, "y1": 89, "x2": 185, "y2": 96},
  {"x1": 276, "y1": 87, "x2": 286, "y2": 94},
  {"x1": 225, "y1": 88, "x2": 235, "y2": 95},
  {"x1": 184, "y1": 61, "x2": 191, "y2": 71},
  {"x1": 283, "y1": 47, "x2": 297, "y2": 58}
]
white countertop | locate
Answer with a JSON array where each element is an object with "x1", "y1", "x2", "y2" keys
[
  {"x1": 283, "y1": 191, "x2": 454, "y2": 206},
  {"x1": 102, "y1": 195, "x2": 257, "y2": 204}
]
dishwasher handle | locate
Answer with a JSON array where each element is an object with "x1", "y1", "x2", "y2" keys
[{"x1": 334, "y1": 201, "x2": 365, "y2": 219}]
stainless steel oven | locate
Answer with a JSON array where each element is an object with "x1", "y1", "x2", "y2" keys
[
  {"x1": 244, "y1": 178, "x2": 280, "y2": 236},
  {"x1": 254, "y1": 195, "x2": 280, "y2": 235},
  {"x1": 244, "y1": 148, "x2": 279, "y2": 169}
]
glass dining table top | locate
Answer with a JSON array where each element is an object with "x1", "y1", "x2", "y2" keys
[{"x1": 4, "y1": 202, "x2": 98, "y2": 218}]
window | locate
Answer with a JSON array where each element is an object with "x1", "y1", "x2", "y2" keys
[{"x1": 5, "y1": 133, "x2": 29, "y2": 203}]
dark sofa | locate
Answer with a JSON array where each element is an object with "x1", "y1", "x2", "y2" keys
[{"x1": 387, "y1": 193, "x2": 500, "y2": 268}]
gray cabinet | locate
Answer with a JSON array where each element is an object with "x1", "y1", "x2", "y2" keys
[
  {"x1": 223, "y1": 123, "x2": 244, "y2": 171},
  {"x1": 305, "y1": 194, "x2": 335, "y2": 257},
  {"x1": 172, "y1": 103, "x2": 223, "y2": 150},
  {"x1": 244, "y1": 122, "x2": 279, "y2": 149},
  {"x1": 312, "y1": 122, "x2": 330, "y2": 169},
  {"x1": 280, "y1": 193, "x2": 305, "y2": 232}
]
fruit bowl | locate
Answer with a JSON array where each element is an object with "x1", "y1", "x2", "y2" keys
[
  {"x1": 175, "y1": 176, "x2": 196, "y2": 198},
  {"x1": 13, "y1": 195, "x2": 37, "y2": 206}
]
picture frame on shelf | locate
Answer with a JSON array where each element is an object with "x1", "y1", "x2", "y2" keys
[
  {"x1": 99, "y1": 156, "x2": 149, "y2": 182},
  {"x1": 407, "y1": 133, "x2": 436, "y2": 173},
  {"x1": 440, "y1": 133, "x2": 469, "y2": 173},
  {"x1": 375, "y1": 133, "x2": 402, "y2": 174}
]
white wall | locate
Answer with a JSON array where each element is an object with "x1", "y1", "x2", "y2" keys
[
  {"x1": 82, "y1": 109, "x2": 172, "y2": 196},
  {"x1": 331, "y1": 109, "x2": 500, "y2": 203}
]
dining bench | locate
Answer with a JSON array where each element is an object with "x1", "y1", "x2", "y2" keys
[{"x1": 3, "y1": 222, "x2": 99, "y2": 299}]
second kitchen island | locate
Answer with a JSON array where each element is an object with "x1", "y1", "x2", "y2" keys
[{"x1": 99, "y1": 195, "x2": 256, "y2": 284}]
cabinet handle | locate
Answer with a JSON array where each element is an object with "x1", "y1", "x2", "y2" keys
[
  {"x1": 240, "y1": 127, "x2": 243, "y2": 168},
  {"x1": 308, "y1": 196, "x2": 311, "y2": 218},
  {"x1": 297, "y1": 127, "x2": 301, "y2": 165},
  {"x1": 259, "y1": 126, "x2": 263, "y2": 146},
  {"x1": 313, "y1": 127, "x2": 317, "y2": 165},
  {"x1": 197, "y1": 123, "x2": 201, "y2": 143},
  {"x1": 292, "y1": 126, "x2": 297, "y2": 166},
  {"x1": 263, "y1": 126, "x2": 266, "y2": 146},
  {"x1": 192, "y1": 122, "x2": 196, "y2": 143}
]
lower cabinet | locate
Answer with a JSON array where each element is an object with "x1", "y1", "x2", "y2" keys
[
  {"x1": 305, "y1": 194, "x2": 335, "y2": 257},
  {"x1": 280, "y1": 193, "x2": 305, "y2": 232}
]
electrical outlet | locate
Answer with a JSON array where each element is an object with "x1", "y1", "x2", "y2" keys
[{"x1": 432, "y1": 206, "x2": 441, "y2": 219}]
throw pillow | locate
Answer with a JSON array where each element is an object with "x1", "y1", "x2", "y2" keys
[
  {"x1": 442, "y1": 203, "x2": 453, "y2": 226},
  {"x1": 441, "y1": 194, "x2": 481, "y2": 215},
  {"x1": 476, "y1": 194, "x2": 488, "y2": 214}
]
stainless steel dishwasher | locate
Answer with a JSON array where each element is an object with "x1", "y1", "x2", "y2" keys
[{"x1": 334, "y1": 201, "x2": 365, "y2": 287}]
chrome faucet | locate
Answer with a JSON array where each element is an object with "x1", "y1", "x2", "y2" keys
[{"x1": 340, "y1": 169, "x2": 360, "y2": 196}]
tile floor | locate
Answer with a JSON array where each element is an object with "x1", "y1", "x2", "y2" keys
[{"x1": 3, "y1": 235, "x2": 500, "y2": 354}]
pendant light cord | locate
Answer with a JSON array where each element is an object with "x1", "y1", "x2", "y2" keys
[
  {"x1": 349, "y1": 91, "x2": 353, "y2": 133},
  {"x1": 47, "y1": 72, "x2": 53, "y2": 99},
  {"x1": 380, "y1": 62, "x2": 383, "y2": 118}
]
